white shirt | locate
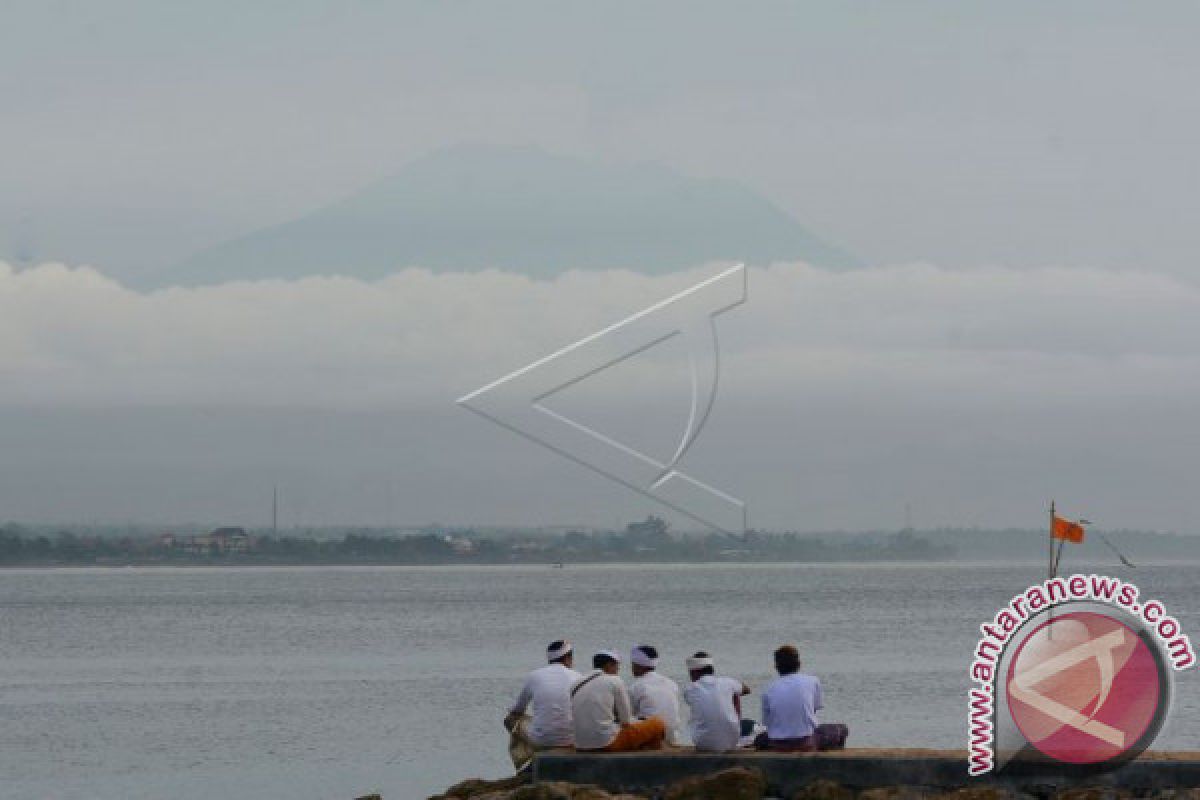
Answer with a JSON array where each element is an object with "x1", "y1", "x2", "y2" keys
[
  {"x1": 683, "y1": 674, "x2": 743, "y2": 752},
  {"x1": 571, "y1": 670, "x2": 633, "y2": 750},
  {"x1": 630, "y1": 670, "x2": 682, "y2": 742},
  {"x1": 762, "y1": 672, "x2": 823, "y2": 740},
  {"x1": 510, "y1": 663, "x2": 583, "y2": 747}
]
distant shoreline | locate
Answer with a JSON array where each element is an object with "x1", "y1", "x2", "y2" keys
[
  {"x1": 5, "y1": 523, "x2": 1197, "y2": 569},
  {"x1": 0, "y1": 556, "x2": 957, "y2": 569},
  {"x1": 3, "y1": 557, "x2": 1196, "y2": 571}
]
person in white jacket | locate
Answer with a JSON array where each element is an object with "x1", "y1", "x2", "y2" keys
[
  {"x1": 682, "y1": 651, "x2": 751, "y2": 752},
  {"x1": 571, "y1": 650, "x2": 666, "y2": 752},
  {"x1": 627, "y1": 645, "x2": 682, "y2": 745},
  {"x1": 504, "y1": 639, "x2": 581, "y2": 769}
]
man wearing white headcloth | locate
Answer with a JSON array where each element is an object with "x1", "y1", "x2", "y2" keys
[
  {"x1": 504, "y1": 639, "x2": 581, "y2": 769},
  {"x1": 628, "y1": 645, "x2": 682, "y2": 746},
  {"x1": 571, "y1": 650, "x2": 666, "y2": 752},
  {"x1": 682, "y1": 651, "x2": 751, "y2": 752}
]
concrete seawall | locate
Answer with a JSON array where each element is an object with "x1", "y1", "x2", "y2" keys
[{"x1": 533, "y1": 749, "x2": 1200, "y2": 796}]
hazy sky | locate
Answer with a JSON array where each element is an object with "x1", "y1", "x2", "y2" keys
[
  {"x1": 2, "y1": 3, "x2": 1199, "y2": 531},
  {"x1": 3, "y1": 1, "x2": 1200, "y2": 278}
]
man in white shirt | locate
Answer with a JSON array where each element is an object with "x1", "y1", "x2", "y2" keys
[
  {"x1": 628, "y1": 645, "x2": 682, "y2": 746},
  {"x1": 504, "y1": 640, "x2": 582, "y2": 769},
  {"x1": 682, "y1": 651, "x2": 751, "y2": 752},
  {"x1": 571, "y1": 650, "x2": 666, "y2": 752},
  {"x1": 756, "y1": 644, "x2": 848, "y2": 752}
]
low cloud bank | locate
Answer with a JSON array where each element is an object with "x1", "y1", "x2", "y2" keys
[
  {"x1": 2, "y1": 261, "x2": 1197, "y2": 408},
  {"x1": 1, "y1": 261, "x2": 1196, "y2": 530}
]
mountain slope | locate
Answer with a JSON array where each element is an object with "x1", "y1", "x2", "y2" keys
[{"x1": 160, "y1": 145, "x2": 858, "y2": 286}]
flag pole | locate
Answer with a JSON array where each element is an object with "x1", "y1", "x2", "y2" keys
[
  {"x1": 1048, "y1": 499, "x2": 1056, "y2": 639},
  {"x1": 1049, "y1": 500, "x2": 1056, "y2": 579}
]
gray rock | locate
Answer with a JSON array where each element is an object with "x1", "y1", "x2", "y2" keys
[{"x1": 663, "y1": 766, "x2": 768, "y2": 800}]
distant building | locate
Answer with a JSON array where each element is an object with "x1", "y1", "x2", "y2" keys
[
  {"x1": 181, "y1": 534, "x2": 213, "y2": 555},
  {"x1": 211, "y1": 527, "x2": 251, "y2": 554},
  {"x1": 625, "y1": 515, "x2": 672, "y2": 548},
  {"x1": 444, "y1": 535, "x2": 476, "y2": 555},
  {"x1": 182, "y1": 527, "x2": 253, "y2": 555}
]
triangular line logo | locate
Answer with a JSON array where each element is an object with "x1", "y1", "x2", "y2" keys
[{"x1": 457, "y1": 264, "x2": 748, "y2": 533}]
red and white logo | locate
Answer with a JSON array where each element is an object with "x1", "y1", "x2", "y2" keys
[
  {"x1": 968, "y1": 576, "x2": 1192, "y2": 775},
  {"x1": 1006, "y1": 610, "x2": 1164, "y2": 766}
]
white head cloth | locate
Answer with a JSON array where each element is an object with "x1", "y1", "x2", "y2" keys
[
  {"x1": 597, "y1": 649, "x2": 621, "y2": 663},
  {"x1": 631, "y1": 646, "x2": 658, "y2": 668},
  {"x1": 686, "y1": 654, "x2": 715, "y2": 671},
  {"x1": 546, "y1": 641, "x2": 573, "y2": 662}
]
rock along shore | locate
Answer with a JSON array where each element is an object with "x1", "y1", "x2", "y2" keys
[{"x1": 407, "y1": 749, "x2": 1200, "y2": 800}]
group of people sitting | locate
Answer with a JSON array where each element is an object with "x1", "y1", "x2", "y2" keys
[{"x1": 503, "y1": 639, "x2": 848, "y2": 770}]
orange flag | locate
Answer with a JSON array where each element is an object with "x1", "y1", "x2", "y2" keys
[{"x1": 1052, "y1": 515, "x2": 1086, "y2": 543}]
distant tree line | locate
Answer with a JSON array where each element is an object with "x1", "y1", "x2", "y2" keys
[{"x1": 0, "y1": 518, "x2": 956, "y2": 566}]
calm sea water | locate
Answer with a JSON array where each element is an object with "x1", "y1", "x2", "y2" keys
[{"x1": 1, "y1": 562, "x2": 1197, "y2": 800}]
